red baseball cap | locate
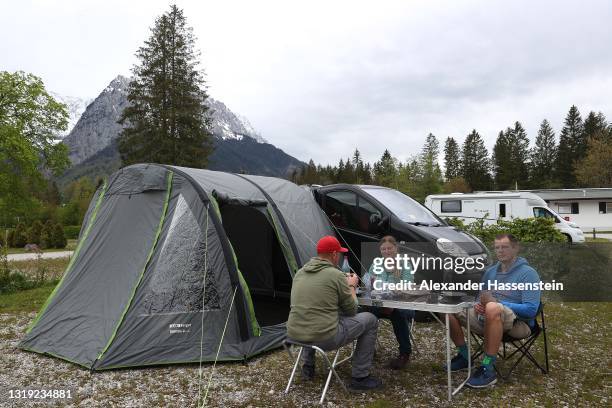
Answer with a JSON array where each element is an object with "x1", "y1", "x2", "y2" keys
[{"x1": 316, "y1": 236, "x2": 348, "y2": 253}]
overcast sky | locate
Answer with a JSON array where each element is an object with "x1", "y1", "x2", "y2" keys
[{"x1": 2, "y1": 0, "x2": 612, "y2": 165}]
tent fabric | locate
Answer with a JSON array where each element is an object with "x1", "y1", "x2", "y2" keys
[{"x1": 19, "y1": 163, "x2": 333, "y2": 370}]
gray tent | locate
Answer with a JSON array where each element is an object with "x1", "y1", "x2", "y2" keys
[{"x1": 20, "y1": 164, "x2": 333, "y2": 370}]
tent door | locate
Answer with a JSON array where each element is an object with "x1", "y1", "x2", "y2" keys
[{"x1": 219, "y1": 203, "x2": 292, "y2": 327}]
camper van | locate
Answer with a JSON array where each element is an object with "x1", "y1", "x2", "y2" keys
[
  {"x1": 310, "y1": 184, "x2": 490, "y2": 286},
  {"x1": 424, "y1": 192, "x2": 585, "y2": 243}
]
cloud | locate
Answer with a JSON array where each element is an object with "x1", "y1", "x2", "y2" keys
[{"x1": 2, "y1": 0, "x2": 612, "y2": 165}]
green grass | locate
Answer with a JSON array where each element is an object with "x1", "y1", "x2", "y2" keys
[
  {"x1": 5, "y1": 239, "x2": 77, "y2": 254},
  {"x1": 0, "y1": 283, "x2": 56, "y2": 313}
]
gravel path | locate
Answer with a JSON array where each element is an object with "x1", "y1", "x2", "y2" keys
[
  {"x1": 7, "y1": 252, "x2": 73, "y2": 262},
  {"x1": 1, "y1": 303, "x2": 609, "y2": 407}
]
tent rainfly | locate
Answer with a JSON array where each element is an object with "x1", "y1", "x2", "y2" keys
[{"x1": 20, "y1": 164, "x2": 333, "y2": 370}]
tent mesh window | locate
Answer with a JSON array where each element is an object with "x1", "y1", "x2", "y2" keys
[{"x1": 142, "y1": 194, "x2": 220, "y2": 314}]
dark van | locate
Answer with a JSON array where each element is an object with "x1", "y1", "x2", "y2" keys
[{"x1": 311, "y1": 184, "x2": 489, "y2": 288}]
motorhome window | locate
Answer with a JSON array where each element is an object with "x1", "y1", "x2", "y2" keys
[
  {"x1": 361, "y1": 187, "x2": 441, "y2": 225},
  {"x1": 499, "y1": 203, "x2": 506, "y2": 218},
  {"x1": 357, "y1": 197, "x2": 381, "y2": 234},
  {"x1": 324, "y1": 191, "x2": 358, "y2": 229},
  {"x1": 558, "y1": 203, "x2": 571, "y2": 214},
  {"x1": 441, "y1": 200, "x2": 461, "y2": 213},
  {"x1": 571, "y1": 203, "x2": 579, "y2": 214}
]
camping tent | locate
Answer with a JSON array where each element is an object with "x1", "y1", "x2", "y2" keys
[{"x1": 19, "y1": 163, "x2": 333, "y2": 370}]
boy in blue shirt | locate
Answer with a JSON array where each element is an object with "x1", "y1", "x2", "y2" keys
[{"x1": 446, "y1": 233, "x2": 541, "y2": 388}]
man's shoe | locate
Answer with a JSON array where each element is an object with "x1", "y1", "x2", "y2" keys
[
  {"x1": 387, "y1": 352, "x2": 411, "y2": 370},
  {"x1": 466, "y1": 365, "x2": 497, "y2": 388},
  {"x1": 349, "y1": 375, "x2": 383, "y2": 391},
  {"x1": 301, "y1": 364, "x2": 315, "y2": 381},
  {"x1": 443, "y1": 353, "x2": 469, "y2": 372}
]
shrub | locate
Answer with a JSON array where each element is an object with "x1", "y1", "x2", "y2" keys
[
  {"x1": 11, "y1": 223, "x2": 28, "y2": 248},
  {"x1": 40, "y1": 220, "x2": 54, "y2": 249},
  {"x1": 63, "y1": 225, "x2": 81, "y2": 240},
  {"x1": 27, "y1": 220, "x2": 44, "y2": 246},
  {"x1": 51, "y1": 222, "x2": 67, "y2": 248},
  {"x1": 0, "y1": 271, "x2": 38, "y2": 294},
  {"x1": 445, "y1": 216, "x2": 566, "y2": 245}
]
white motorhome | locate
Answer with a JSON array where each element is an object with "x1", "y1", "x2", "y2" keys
[{"x1": 424, "y1": 192, "x2": 585, "y2": 243}]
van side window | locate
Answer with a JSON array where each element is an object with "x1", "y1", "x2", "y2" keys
[
  {"x1": 499, "y1": 203, "x2": 506, "y2": 218},
  {"x1": 323, "y1": 191, "x2": 358, "y2": 230},
  {"x1": 357, "y1": 197, "x2": 381, "y2": 234},
  {"x1": 441, "y1": 200, "x2": 461, "y2": 213}
]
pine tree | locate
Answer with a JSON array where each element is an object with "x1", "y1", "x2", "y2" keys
[
  {"x1": 443, "y1": 137, "x2": 461, "y2": 180},
  {"x1": 372, "y1": 150, "x2": 397, "y2": 187},
  {"x1": 352, "y1": 149, "x2": 368, "y2": 184},
  {"x1": 574, "y1": 137, "x2": 612, "y2": 187},
  {"x1": 418, "y1": 133, "x2": 443, "y2": 198},
  {"x1": 492, "y1": 129, "x2": 513, "y2": 189},
  {"x1": 583, "y1": 111, "x2": 609, "y2": 141},
  {"x1": 118, "y1": 5, "x2": 213, "y2": 167},
  {"x1": 556, "y1": 105, "x2": 584, "y2": 187},
  {"x1": 461, "y1": 130, "x2": 492, "y2": 191},
  {"x1": 510, "y1": 121, "x2": 530, "y2": 188},
  {"x1": 530, "y1": 119, "x2": 557, "y2": 187},
  {"x1": 300, "y1": 159, "x2": 318, "y2": 185}
]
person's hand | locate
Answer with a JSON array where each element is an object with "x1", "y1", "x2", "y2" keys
[
  {"x1": 346, "y1": 273, "x2": 359, "y2": 289},
  {"x1": 474, "y1": 303, "x2": 485, "y2": 315}
]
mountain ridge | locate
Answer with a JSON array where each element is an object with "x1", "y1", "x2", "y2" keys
[{"x1": 59, "y1": 75, "x2": 304, "y2": 184}]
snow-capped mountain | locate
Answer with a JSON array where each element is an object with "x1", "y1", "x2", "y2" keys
[
  {"x1": 59, "y1": 75, "x2": 303, "y2": 181},
  {"x1": 50, "y1": 93, "x2": 93, "y2": 137},
  {"x1": 62, "y1": 75, "x2": 270, "y2": 165}
]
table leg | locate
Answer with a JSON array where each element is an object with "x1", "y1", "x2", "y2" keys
[
  {"x1": 446, "y1": 313, "x2": 452, "y2": 401},
  {"x1": 452, "y1": 306, "x2": 473, "y2": 396}
]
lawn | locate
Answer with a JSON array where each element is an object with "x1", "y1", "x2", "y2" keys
[
  {"x1": 1, "y1": 282, "x2": 610, "y2": 407},
  {"x1": 6, "y1": 257, "x2": 71, "y2": 282}
]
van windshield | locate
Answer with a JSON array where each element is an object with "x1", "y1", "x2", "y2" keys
[{"x1": 362, "y1": 187, "x2": 442, "y2": 225}]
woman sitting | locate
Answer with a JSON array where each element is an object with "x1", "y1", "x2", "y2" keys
[{"x1": 362, "y1": 235, "x2": 415, "y2": 370}]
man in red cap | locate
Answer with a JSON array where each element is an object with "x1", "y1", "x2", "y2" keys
[{"x1": 287, "y1": 235, "x2": 382, "y2": 391}]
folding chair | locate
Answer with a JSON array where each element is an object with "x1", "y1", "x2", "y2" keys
[
  {"x1": 470, "y1": 303, "x2": 549, "y2": 379},
  {"x1": 283, "y1": 339, "x2": 355, "y2": 405}
]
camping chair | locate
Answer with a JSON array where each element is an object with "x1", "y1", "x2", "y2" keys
[
  {"x1": 283, "y1": 339, "x2": 355, "y2": 405},
  {"x1": 470, "y1": 303, "x2": 549, "y2": 379}
]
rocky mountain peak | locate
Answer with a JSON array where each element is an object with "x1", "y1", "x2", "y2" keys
[{"x1": 62, "y1": 75, "x2": 267, "y2": 166}]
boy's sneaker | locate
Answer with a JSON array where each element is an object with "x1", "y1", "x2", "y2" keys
[
  {"x1": 443, "y1": 353, "x2": 469, "y2": 372},
  {"x1": 466, "y1": 365, "x2": 497, "y2": 388},
  {"x1": 349, "y1": 375, "x2": 383, "y2": 391},
  {"x1": 301, "y1": 364, "x2": 315, "y2": 381}
]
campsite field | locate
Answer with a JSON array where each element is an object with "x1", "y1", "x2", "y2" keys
[{"x1": 0, "y1": 284, "x2": 610, "y2": 407}]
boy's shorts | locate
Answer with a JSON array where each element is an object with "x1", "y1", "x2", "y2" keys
[{"x1": 456, "y1": 304, "x2": 532, "y2": 339}]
